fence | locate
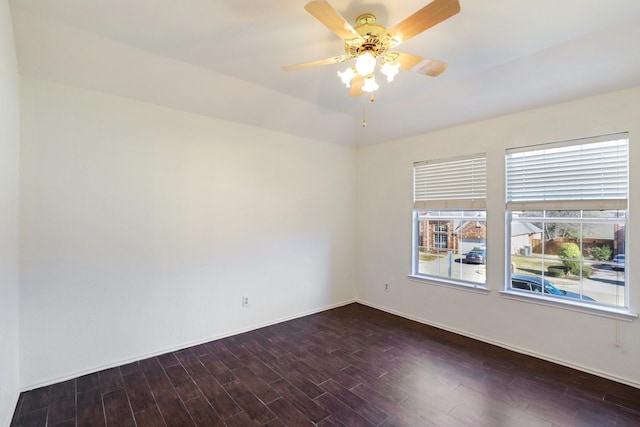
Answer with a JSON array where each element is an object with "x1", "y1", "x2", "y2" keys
[{"x1": 531, "y1": 238, "x2": 613, "y2": 256}]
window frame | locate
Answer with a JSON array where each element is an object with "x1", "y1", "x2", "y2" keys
[
  {"x1": 411, "y1": 153, "x2": 488, "y2": 289},
  {"x1": 504, "y1": 133, "x2": 633, "y2": 317}
]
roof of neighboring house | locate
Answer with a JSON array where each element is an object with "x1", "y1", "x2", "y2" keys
[
  {"x1": 511, "y1": 222, "x2": 543, "y2": 236},
  {"x1": 453, "y1": 220, "x2": 485, "y2": 234}
]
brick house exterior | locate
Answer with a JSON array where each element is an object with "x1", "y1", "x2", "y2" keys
[{"x1": 419, "y1": 220, "x2": 486, "y2": 253}]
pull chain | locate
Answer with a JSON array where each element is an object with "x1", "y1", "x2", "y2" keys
[
  {"x1": 361, "y1": 94, "x2": 375, "y2": 128},
  {"x1": 362, "y1": 98, "x2": 366, "y2": 127}
]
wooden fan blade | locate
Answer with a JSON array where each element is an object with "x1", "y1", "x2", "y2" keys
[
  {"x1": 393, "y1": 52, "x2": 448, "y2": 77},
  {"x1": 349, "y1": 74, "x2": 365, "y2": 97},
  {"x1": 386, "y1": 0, "x2": 460, "y2": 46},
  {"x1": 282, "y1": 55, "x2": 351, "y2": 71},
  {"x1": 305, "y1": 1, "x2": 363, "y2": 43}
]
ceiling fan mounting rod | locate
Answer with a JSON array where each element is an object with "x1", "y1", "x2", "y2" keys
[{"x1": 355, "y1": 13, "x2": 385, "y2": 37}]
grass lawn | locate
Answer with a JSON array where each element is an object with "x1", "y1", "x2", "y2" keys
[{"x1": 511, "y1": 254, "x2": 564, "y2": 275}]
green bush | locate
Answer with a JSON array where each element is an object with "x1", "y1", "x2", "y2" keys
[
  {"x1": 558, "y1": 243, "x2": 581, "y2": 271},
  {"x1": 567, "y1": 265, "x2": 592, "y2": 278},
  {"x1": 591, "y1": 246, "x2": 612, "y2": 261},
  {"x1": 547, "y1": 266, "x2": 566, "y2": 277},
  {"x1": 556, "y1": 243, "x2": 592, "y2": 278}
]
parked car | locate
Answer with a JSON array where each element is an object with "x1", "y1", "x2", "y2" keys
[
  {"x1": 511, "y1": 274, "x2": 595, "y2": 301},
  {"x1": 465, "y1": 249, "x2": 486, "y2": 264},
  {"x1": 611, "y1": 254, "x2": 625, "y2": 271}
]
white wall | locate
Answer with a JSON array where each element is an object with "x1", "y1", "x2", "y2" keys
[
  {"x1": 357, "y1": 86, "x2": 640, "y2": 387},
  {"x1": 19, "y1": 78, "x2": 357, "y2": 388},
  {"x1": 0, "y1": 1, "x2": 21, "y2": 424}
]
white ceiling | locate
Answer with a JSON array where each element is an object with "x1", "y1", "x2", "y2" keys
[{"x1": 9, "y1": 0, "x2": 640, "y2": 147}]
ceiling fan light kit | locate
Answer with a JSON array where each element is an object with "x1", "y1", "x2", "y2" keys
[
  {"x1": 362, "y1": 76, "x2": 380, "y2": 93},
  {"x1": 354, "y1": 51, "x2": 377, "y2": 76},
  {"x1": 283, "y1": 0, "x2": 461, "y2": 98},
  {"x1": 380, "y1": 62, "x2": 401, "y2": 82},
  {"x1": 337, "y1": 67, "x2": 356, "y2": 87}
]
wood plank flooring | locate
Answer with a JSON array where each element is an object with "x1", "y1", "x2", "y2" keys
[{"x1": 10, "y1": 303, "x2": 640, "y2": 426}]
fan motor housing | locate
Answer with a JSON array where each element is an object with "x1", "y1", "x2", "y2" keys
[{"x1": 345, "y1": 13, "x2": 389, "y2": 57}]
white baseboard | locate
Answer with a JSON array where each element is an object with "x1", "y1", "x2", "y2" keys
[
  {"x1": 357, "y1": 299, "x2": 640, "y2": 390},
  {"x1": 26, "y1": 297, "x2": 635, "y2": 394},
  {"x1": 20, "y1": 298, "x2": 357, "y2": 392}
]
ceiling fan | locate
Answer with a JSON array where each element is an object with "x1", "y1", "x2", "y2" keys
[{"x1": 282, "y1": 0, "x2": 461, "y2": 97}]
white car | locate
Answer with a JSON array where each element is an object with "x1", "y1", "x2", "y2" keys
[{"x1": 611, "y1": 254, "x2": 625, "y2": 271}]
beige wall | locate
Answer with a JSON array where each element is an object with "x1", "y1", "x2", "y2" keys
[
  {"x1": 0, "y1": 0, "x2": 21, "y2": 424},
  {"x1": 356, "y1": 85, "x2": 640, "y2": 387},
  {"x1": 18, "y1": 78, "x2": 357, "y2": 388}
]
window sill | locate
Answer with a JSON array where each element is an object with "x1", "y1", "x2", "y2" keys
[
  {"x1": 408, "y1": 275, "x2": 489, "y2": 294},
  {"x1": 500, "y1": 290, "x2": 638, "y2": 321}
]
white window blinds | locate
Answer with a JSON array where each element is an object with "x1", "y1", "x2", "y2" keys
[
  {"x1": 413, "y1": 153, "x2": 487, "y2": 209},
  {"x1": 505, "y1": 133, "x2": 628, "y2": 210}
]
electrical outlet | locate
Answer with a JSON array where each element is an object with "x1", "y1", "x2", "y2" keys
[
  {"x1": 384, "y1": 283, "x2": 389, "y2": 292},
  {"x1": 242, "y1": 296, "x2": 249, "y2": 307}
]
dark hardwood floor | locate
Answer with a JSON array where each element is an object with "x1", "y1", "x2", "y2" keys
[{"x1": 11, "y1": 303, "x2": 640, "y2": 426}]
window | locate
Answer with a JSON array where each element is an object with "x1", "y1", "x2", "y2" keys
[
  {"x1": 506, "y1": 134, "x2": 628, "y2": 308},
  {"x1": 434, "y1": 224, "x2": 448, "y2": 248},
  {"x1": 412, "y1": 154, "x2": 487, "y2": 286}
]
